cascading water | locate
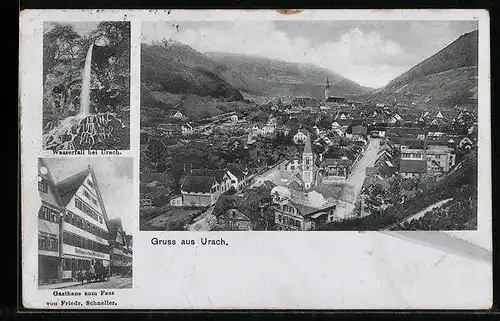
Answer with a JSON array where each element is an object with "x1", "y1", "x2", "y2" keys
[
  {"x1": 43, "y1": 42, "x2": 129, "y2": 151},
  {"x1": 79, "y1": 43, "x2": 94, "y2": 116}
]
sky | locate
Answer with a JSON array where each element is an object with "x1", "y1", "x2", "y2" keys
[
  {"x1": 142, "y1": 20, "x2": 478, "y2": 88},
  {"x1": 42, "y1": 157, "x2": 134, "y2": 234}
]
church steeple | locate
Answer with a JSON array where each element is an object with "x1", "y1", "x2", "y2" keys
[
  {"x1": 302, "y1": 133, "x2": 314, "y2": 190},
  {"x1": 324, "y1": 77, "x2": 332, "y2": 101},
  {"x1": 303, "y1": 133, "x2": 313, "y2": 155}
]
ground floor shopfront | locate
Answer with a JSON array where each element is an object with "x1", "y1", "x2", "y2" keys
[
  {"x1": 110, "y1": 247, "x2": 132, "y2": 276},
  {"x1": 38, "y1": 254, "x2": 62, "y2": 285},
  {"x1": 61, "y1": 244, "x2": 111, "y2": 280}
]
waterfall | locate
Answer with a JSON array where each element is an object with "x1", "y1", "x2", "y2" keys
[{"x1": 79, "y1": 43, "x2": 94, "y2": 116}]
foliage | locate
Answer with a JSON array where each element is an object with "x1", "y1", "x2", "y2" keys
[
  {"x1": 324, "y1": 150, "x2": 477, "y2": 231},
  {"x1": 43, "y1": 22, "x2": 130, "y2": 123}
]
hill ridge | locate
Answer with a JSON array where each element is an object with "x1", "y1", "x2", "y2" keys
[{"x1": 359, "y1": 29, "x2": 478, "y2": 108}]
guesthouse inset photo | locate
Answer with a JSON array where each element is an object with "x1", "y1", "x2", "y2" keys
[
  {"x1": 37, "y1": 157, "x2": 133, "y2": 289},
  {"x1": 42, "y1": 21, "x2": 130, "y2": 151}
]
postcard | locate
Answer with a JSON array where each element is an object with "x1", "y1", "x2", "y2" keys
[{"x1": 20, "y1": 9, "x2": 492, "y2": 309}]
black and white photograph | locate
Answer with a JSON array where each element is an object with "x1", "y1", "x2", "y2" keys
[
  {"x1": 37, "y1": 157, "x2": 133, "y2": 290},
  {"x1": 140, "y1": 20, "x2": 478, "y2": 232},
  {"x1": 42, "y1": 21, "x2": 131, "y2": 151},
  {"x1": 20, "y1": 9, "x2": 491, "y2": 311}
]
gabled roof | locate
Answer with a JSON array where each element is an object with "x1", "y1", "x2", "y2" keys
[
  {"x1": 352, "y1": 125, "x2": 368, "y2": 135},
  {"x1": 375, "y1": 154, "x2": 391, "y2": 167},
  {"x1": 108, "y1": 218, "x2": 125, "y2": 244},
  {"x1": 321, "y1": 158, "x2": 353, "y2": 168},
  {"x1": 287, "y1": 180, "x2": 304, "y2": 192},
  {"x1": 219, "y1": 208, "x2": 251, "y2": 221},
  {"x1": 125, "y1": 235, "x2": 133, "y2": 249},
  {"x1": 166, "y1": 109, "x2": 184, "y2": 117},
  {"x1": 56, "y1": 168, "x2": 91, "y2": 206},
  {"x1": 295, "y1": 128, "x2": 310, "y2": 136},
  {"x1": 312, "y1": 184, "x2": 338, "y2": 199},
  {"x1": 362, "y1": 175, "x2": 390, "y2": 192},
  {"x1": 158, "y1": 122, "x2": 181, "y2": 129},
  {"x1": 181, "y1": 176, "x2": 216, "y2": 193},
  {"x1": 290, "y1": 201, "x2": 322, "y2": 216},
  {"x1": 38, "y1": 158, "x2": 65, "y2": 208},
  {"x1": 88, "y1": 166, "x2": 110, "y2": 229},
  {"x1": 226, "y1": 163, "x2": 247, "y2": 181},
  {"x1": 326, "y1": 96, "x2": 346, "y2": 102},
  {"x1": 187, "y1": 169, "x2": 227, "y2": 184}
]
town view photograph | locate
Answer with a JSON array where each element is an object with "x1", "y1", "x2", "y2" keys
[{"x1": 139, "y1": 20, "x2": 478, "y2": 232}]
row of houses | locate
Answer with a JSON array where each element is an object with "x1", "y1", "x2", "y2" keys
[
  {"x1": 399, "y1": 144, "x2": 457, "y2": 178},
  {"x1": 358, "y1": 139, "x2": 407, "y2": 214},
  {"x1": 171, "y1": 163, "x2": 255, "y2": 207},
  {"x1": 38, "y1": 160, "x2": 132, "y2": 285},
  {"x1": 157, "y1": 123, "x2": 194, "y2": 137},
  {"x1": 249, "y1": 117, "x2": 278, "y2": 136}
]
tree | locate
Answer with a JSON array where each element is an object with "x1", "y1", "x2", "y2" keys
[
  {"x1": 147, "y1": 139, "x2": 167, "y2": 163},
  {"x1": 43, "y1": 23, "x2": 81, "y2": 81}
]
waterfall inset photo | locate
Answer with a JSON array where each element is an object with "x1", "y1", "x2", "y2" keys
[{"x1": 42, "y1": 21, "x2": 131, "y2": 151}]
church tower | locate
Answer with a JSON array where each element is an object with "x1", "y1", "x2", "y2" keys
[
  {"x1": 324, "y1": 77, "x2": 332, "y2": 101},
  {"x1": 302, "y1": 134, "x2": 314, "y2": 190}
]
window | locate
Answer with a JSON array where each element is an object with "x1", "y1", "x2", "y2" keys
[
  {"x1": 75, "y1": 197, "x2": 99, "y2": 222},
  {"x1": 83, "y1": 190, "x2": 91, "y2": 199},
  {"x1": 38, "y1": 206, "x2": 53, "y2": 221},
  {"x1": 38, "y1": 179, "x2": 48, "y2": 193},
  {"x1": 92, "y1": 198, "x2": 98, "y2": 206},
  {"x1": 38, "y1": 234, "x2": 58, "y2": 252},
  {"x1": 87, "y1": 179, "x2": 94, "y2": 188}
]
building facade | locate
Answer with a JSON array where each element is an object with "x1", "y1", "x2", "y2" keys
[
  {"x1": 271, "y1": 186, "x2": 337, "y2": 231},
  {"x1": 321, "y1": 158, "x2": 353, "y2": 181},
  {"x1": 400, "y1": 146, "x2": 456, "y2": 173},
  {"x1": 108, "y1": 219, "x2": 133, "y2": 276},
  {"x1": 37, "y1": 161, "x2": 133, "y2": 285},
  {"x1": 180, "y1": 176, "x2": 221, "y2": 207},
  {"x1": 57, "y1": 166, "x2": 111, "y2": 281},
  {"x1": 37, "y1": 159, "x2": 64, "y2": 285}
]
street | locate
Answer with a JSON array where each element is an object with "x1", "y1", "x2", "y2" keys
[
  {"x1": 45, "y1": 276, "x2": 133, "y2": 290},
  {"x1": 346, "y1": 138, "x2": 381, "y2": 198},
  {"x1": 72, "y1": 276, "x2": 132, "y2": 289},
  {"x1": 187, "y1": 206, "x2": 216, "y2": 231},
  {"x1": 334, "y1": 138, "x2": 380, "y2": 219}
]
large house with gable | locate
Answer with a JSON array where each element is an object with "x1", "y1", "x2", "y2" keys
[
  {"x1": 37, "y1": 161, "x2": 133, "y2": 285},
  {"x1": 55, "y1": 165, "x2": 112, "y2": 281},
  {"x1": 38, "y1": 159, "x2": 65, "y2": 285},
  {"x1": 181, "y1": 169, "x2": 231, "y2": 207},
  {"x1": 108, "y1": 218, "x2": 133, "y2": 276}
]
